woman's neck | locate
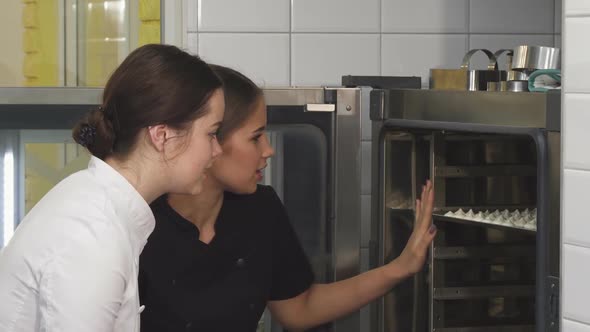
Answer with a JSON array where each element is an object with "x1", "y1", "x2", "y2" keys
[
  {"x1": 167, "y1": 177, "x2": 224, "y2": 243},
  {"x1": 105, "y1": 155, "x2": 163, "y2": 204}
]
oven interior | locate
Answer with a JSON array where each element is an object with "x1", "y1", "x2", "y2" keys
[{"x1": 383, "y1": 130, "x2": 538, "y2": 332}]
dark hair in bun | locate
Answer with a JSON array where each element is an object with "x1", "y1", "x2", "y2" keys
[{"x1": 73, "y1": 44, "x2": 222, "y2": 160}]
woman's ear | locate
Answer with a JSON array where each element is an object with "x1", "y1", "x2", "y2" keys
[{"x1": 146, "y1": 125, "x2": 169, "y2": 152}]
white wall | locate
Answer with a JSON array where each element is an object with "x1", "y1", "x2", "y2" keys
[
  {"x1": 561, "y1": 0, "x2": 590, "y2": 330},
  {"x1": 183, "y1": 0, "x2": 561, "y2": 88},
  {"x1": 0, "y1": 0, "x2": 23, "y2": 86}
]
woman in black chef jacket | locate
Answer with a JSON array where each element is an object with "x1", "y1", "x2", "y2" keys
[{"x1": 138, "y1": 65, "x2": 437, "y2": 332}]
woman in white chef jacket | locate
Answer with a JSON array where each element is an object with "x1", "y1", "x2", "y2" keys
[{"x1": 0, "y1": 44, "x2": 225, "y2": 332}]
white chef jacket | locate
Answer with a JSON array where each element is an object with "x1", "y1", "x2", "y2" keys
[{"x1": 0, "y1": 156, "x2": 155, "y2": 332}]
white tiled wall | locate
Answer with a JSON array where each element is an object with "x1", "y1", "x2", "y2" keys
[
  {"x1": 562, "y1": 0, "x2": 590, "y2": 330},
  {"x1": 185, "y1": 0, "x2": 560, "y2": 87}
]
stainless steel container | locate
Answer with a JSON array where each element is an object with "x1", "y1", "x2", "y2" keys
[
  {"x1": 431, "y1": 49, "x2": 504, "y2": 91},
  {"x1": 512, "y1": 45, "x2": 561, "y2": 72},
  {"x1": 507, "y1": 80, "x2": 530, "y2": 92}
]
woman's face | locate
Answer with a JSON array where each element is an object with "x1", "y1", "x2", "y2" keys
[
  {"x1": 210, "y1": 97, "x2": 274, "y2": 194},
  {"x1": 165, "y1": 88, "x2": 225, "y2": 195}
]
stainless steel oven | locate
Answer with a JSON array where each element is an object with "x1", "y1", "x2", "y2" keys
[{"x1": 370, "y1": 89, "x2": 561, "y2": 332}]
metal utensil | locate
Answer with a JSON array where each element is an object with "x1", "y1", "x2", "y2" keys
[
  {"x1": 512, "y1": 45, "x2": 560, "y2": 72},
  {"x1": 431, "y1": 49, "x2": 503, "y2": 91},
  {"x1": 507, "y1": 80, "x2": 529, "y2": 92}
]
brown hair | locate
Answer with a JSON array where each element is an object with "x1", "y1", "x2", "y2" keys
[
  {"x1": 209, "y1": 65, "x2": 263, "y2": 142},
  {"x1": 73, "y1": 44, "x2": 222, "y2": 160}
]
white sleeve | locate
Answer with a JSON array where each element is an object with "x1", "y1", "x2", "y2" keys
[{"x1": 38, "y1": 227, "x2": 130, "y2": 332}]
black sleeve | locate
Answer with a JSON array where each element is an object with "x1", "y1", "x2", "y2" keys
[{"x1": 265, "y1": 186, "x2": 315, "y2": 301}]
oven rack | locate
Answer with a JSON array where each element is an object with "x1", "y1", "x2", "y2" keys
[{"x1": 433, "y1": 209, "x2": 536, "y2": 234}]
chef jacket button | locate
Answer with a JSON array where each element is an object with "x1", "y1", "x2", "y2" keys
[
  {"x1": 249, "y1": 303, "x2": 255, "y2": 310},
  {"x1": 172, "y1": 279, "x2": 176, "y2": 286},
  {"x1": 236, "y1": 258, "x2": 246, "y2": 268},
  {"x1": 185, "y1": 321, "x2": 193, "y2": 330}
]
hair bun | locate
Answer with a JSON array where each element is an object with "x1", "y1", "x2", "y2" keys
[
  {"x1": 77, "y1": 124, "x2": 96, "y2": 147},
  {"x1": 72, "y1": 107, "x2": 115, "y2": 160}
]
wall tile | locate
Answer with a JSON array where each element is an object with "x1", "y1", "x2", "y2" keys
[
  {"x1": 291, "y1": 34, "x2": 380, "y2": 86},
  {"x1": 563, "y1": 244, "x2": 590, "y2": 323},
  {"x1": 198, "y1": 33, "x2": 290, "y2": 86},
  {"x1": 565, "y1": 0, "x2": 590, "y2": 16},
  {"x1": 564, "y1": 17, "x2": 590, "y2": 93},
  {"x1": 564, "y1": 94, "x2": 590, "y2": 169},
  {"x1": 292, "y1": 0, "x2": 380, "y2": 32},
  {"x1": 382, "y1": 0, "x2": 468, "y2": 33},
  {"x1": 563, "y1": 319, "x2": 590, "y2": 332},
  {"x1": 187, "y1": 32, "x2": 198, "y2": 54},
  {"x1": 563, "y1": 169, "x2": 590, "y2": 247},
  {"x1": 198, "y1": 0, "x2": 289, "y2": 32},
  {"x1": 470, "y1": 0, "x2": 555, "y2": 33},
  {"x1": 186, "y1": 0, "x2": 198, "y2": 32}
]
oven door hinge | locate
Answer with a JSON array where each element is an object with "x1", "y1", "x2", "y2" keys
[{"x1": 546, "y1": 276, "x2": 560, "y2": 332}]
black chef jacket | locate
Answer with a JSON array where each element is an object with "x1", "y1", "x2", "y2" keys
[{"x1": 139, "y1": 185, "x2": 314, "y2": 332}]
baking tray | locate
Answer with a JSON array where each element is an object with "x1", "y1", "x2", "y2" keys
[{"x1": 433, "y1": 211, "x2": 536, "y2": 234}]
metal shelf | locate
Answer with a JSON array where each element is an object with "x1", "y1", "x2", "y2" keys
[
  {"x1": 433, "y1": 213, "x2": 536, "y2": 234},
  {"x1": 434, "y1": 245, "x2": 536, "y2": 260},
  {"x1": 435, "y1": 165, "x2": 536, "y2": 178},
  {"x1": 433, "y1": 326, "x2": 534, "y2": 332},
  {"x1": 433, "y1": 286, "x2": 535, "y2": 300}
]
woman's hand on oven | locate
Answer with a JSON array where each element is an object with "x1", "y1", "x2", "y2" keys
[
  {"x1": 267, "y1": 181, "x2": 437, "y2": 330},
  {"x1": 396, "y1": 180, "x2": 437, "y2": 275}
]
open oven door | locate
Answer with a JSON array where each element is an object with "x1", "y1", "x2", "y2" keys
[{"x1": 261, "y1": 87, "x2": 368, "y2": 332}]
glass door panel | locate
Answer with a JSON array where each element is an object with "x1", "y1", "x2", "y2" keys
[{"x1": 0, "y1": 129, "x2": 90, "y2": 248}]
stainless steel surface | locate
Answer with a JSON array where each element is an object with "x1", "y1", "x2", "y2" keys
[
  {"x1": 486, "y1": 81, "x2": 508, "y2": 92},
  {"x1": 507, "y1": 80, "x2": 530, "y2": 92},
  {"x1": 508, "y1": 71, "x2": 529, "y2": 81},
  {"x1": 361, "y1": 141, "x2": 372, "y2": 195},
  {"x1": 305, "y1": 104, "x2": 336, "y2": 112},
  {"x1": 361, "y1": 87, "x2": 373, "y2": 141},
  {"x1": 494, "y1": 49, "x2": 514, "y2": 71},
  {"x1": 261, "y1": 87, "x2": 368, "y2": 332},
  {"x1": 263, "y1": 87, "x2": 325, "y2": 106},
  {"x1": 375, "y1": 89, "x2": 560, "y2": 130},
  {"x1": 433, "y1": 326, "x2": 534, "y2": 332},
  {"x1": 0, "y1": 87, "x2": 102, "y2": 105},
  {"x1": 332, "y1": 88, "x2": 363, "y2": 332},
  {"x1": 435, "y1": 165, "x2": 536, "y2": 177},
  {"x1": 433, "y1": 286, "x2": 535, "y2": 300},
  {"x1": 433, "y1": 245, "x2": 535, "y2": 259},
  {"x1": 512, "y1": 45, "x2": 561, "y2": 71},
  {"x1": 0, "y1": 87, "x2": 326, "y2": 108},
  {"x1": 434, "y1": 213, "x2": 536, "y2": 234},
  {"x1": 491, "y1": 49, "x2": 514, "y2": 92},
  {"x1": 431, "y1": 49, "x2": 503, "y2": 91},
  {"x1": 545, "y1": 132, "x2": 561, "y2": 332},
  {"x1": 361, "y1": 194, "x2": 372, "y2": 248}
]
